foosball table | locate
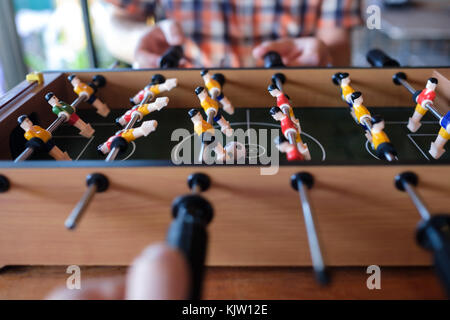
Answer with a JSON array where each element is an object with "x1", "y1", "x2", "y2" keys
[{"x1": 0, "y1": 63, "x2": 449, "y2": 298}]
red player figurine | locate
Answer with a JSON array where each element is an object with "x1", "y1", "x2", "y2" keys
[
  {"x1": 267, "y1": 84, "x2": 299, "y2": 128},
  {"x1": 270, "y1": 107, "x2": 311, "y2": 160},
  {"x1": 408, "y1": 78, "x2": 438, "y2": 132}
]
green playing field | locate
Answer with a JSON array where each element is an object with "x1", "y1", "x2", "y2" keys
[{"x1": 18, "y1": 106, "x2": 450, "y2": 164}]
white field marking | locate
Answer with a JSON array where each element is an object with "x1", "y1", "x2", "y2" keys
[
  {"x1": 365, "y1": 140, "x2": 381, "y2": 160},
  {"x1": 121, "y1": 141, "x2": 136, "y2": 161},
  {"x1": 407, "y1": 134, "x2": 430, "y2": 161},
  {"x1": 75, "y1": 136, "x2": 95, "y2": 161},
  {"x1": 89, "y1": 123, "x2": 119, "y2": 126},
  {"x1": 174, "y1": 122, "x2": 326, "y2": 162},
  {"x1": 52, "y1": 135, "x2": 86, "y2": 138},
  {"x1": 384, "y1": 121, "x2": 439, "y2": 125}
]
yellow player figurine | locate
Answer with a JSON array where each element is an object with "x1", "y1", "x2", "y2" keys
[
  {"x1": 407, "y1": 78, "x2": 438, "y2": 132},
  {"x1": 370, "y1": 115, "x2": 398, "y2": 160},
  {"x1": 333, "y1": 72, "x2": 357, "y2": 121},
  {"x1": 350, "y1": 92, "x2": 373, "y2": 141},
  {"x1": 337, "y1": 73, "x2": 355, "y2": 106},
  {"x1": 200, "y1": 70, "x2": 234, "y2": 115},
  {"x1": 18, "y1": 115, "x2": 71, "y2": 161},
  {"x1": 195, "y1": 87, "x2": 233, "y2": 137},
  {"x1": 188, "y1": 109, "x2": 215, "y2": 137},
  {"x1": 429, "y1": 112, "x2": 450, "y2": 159},
  {"x1": 131, "y1": 74, "x2": 178, "y2": 105},
  {"x1": 68, "y1": 74, "x2": 110, "y2": 117},
  {"x1": 116, "y1": 97, "x2": 169, "y2": 127},
  {"x1": 97, "y1": 120, "x2": 158, "y2": 155}
]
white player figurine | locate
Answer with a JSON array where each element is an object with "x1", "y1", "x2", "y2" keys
[
  {"x1": 98, "y1": 120, "x2": 158, "y2": 155},
  {"x1": 117, "y1": 97, "x2": 169, "y2": 127},
  {"x1": 131, "y1": 74, "x2": 177, "y2": 105}
]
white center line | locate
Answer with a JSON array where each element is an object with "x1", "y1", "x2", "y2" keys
[
  {"x1": 75, "y1": 136, "x2": 95, "y2": 161},
  {"x1": 407, "y1": 134, "x2": 430, "y2": 161}
]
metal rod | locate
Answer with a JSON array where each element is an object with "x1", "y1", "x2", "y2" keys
[
  {"x1": 198, "y1": 108, "x2": 216, "y2": 163},
  {"x1": 206, "y1": 109, "x2": 215, "y2": 125},
  {"x1": 275, "y1": 78, "x2": 283, "y2": 92},
  {"x1": 296, "y1": 179, "x2": 327, "y2": 280},
  {"x1": 105, "y1": 147, "x2": 121, "y2": 162},
  {"x1": 425, "y1": 101, "x2": 443, "y2": 121},
  {"x1": 191, "y1": 183, "x2": 200, "y2": 194},
  {"x1": 14, "y1": 147, "x2": 35, "y2": 163},
  {"x1": 47, "y1": 115, "x2": 67, "y2": 134},
  {"x1": 65, "y1": 183, "x2": 98, "y2": 229},
  {"x1": 287, "y1": 131, "x2": 297, "y2": 146},
  {"x1": 198, "y1": 140, "x2": 206, "y2": 163},
  {"x1": 81, "y1": 0, "x2": 98, "y2": 68},
  {"x1": 398, "y1": 78, "x2": 416, "y2": 95},
  {"x1": 402, "y1": 181, "x2": 431, "y2": 221},
  {"x1": 71, "y1": 95, "x2": 87, "y2": 109}
]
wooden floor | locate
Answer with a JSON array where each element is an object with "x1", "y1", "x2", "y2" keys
[{"x1": 0, "y1": 266, "x2": 445, "y2": 300}]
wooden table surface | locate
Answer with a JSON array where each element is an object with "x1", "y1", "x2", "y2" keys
[{"x1": 0, "y1": 266, "x2": 445, "y2": 300}]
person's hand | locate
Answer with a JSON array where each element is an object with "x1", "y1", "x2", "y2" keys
[
  {"x1": 252, "y1": 37, "x2": 332, "y2": 67},
  {"x1": 134, "y1": 20, "x2": 187, "y2": 68},
  {"x1": 46, "y1": 244, "x2": 190, "y2": 300}
]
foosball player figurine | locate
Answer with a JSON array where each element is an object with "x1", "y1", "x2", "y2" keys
[
  {"x1": 188, "y1": 108, "x2": 215, "y2": 138},
  {"x1": 274, "y1": 135, "x2": 304, "y2": 162},
  {"x1": 200, "y1": 70, "x2": 234, "y2": 115},
  {"x1": 407, "y1": 78, "x2": 438, "y2": 132},
  {"x1": 333, "y1": 72, "x2": 355, "y2": 108},
  {"x1": 116, "y1": 97, "x2": 169, "y2": 127},
  {"x1": 430, "y1": 111, "x2": 450, "y2": 159},
  {"x1": 270, "y1": 107, "x2": 311, "y2": 160},
  {"x1": 370, "y1": 115, "x2": 398, "y2": 161},
  {"x1": 18, "y1": 115, "x2": 71, "y2": 161},
  {"x1": 195, "y1": 87, "x2": 233, "y2": 137},
  {"x1": 68, "y1": 74, "x2": 110, "y2": 117},
  {"x1": 97, "y1": 120, "x2": 158, "y2": 155},
  {"x1": 45, "y1": 92, "x2": 95, "y2": 138},
  {"x1": 267, "y1": 84, "x2": 300, "y2": 128},
  {"x1": 350, "y1": 92, "x2": 373, "y2": 141},
  {"x1": 130, "y1": 74, "x2": 178, "y2": 106}
]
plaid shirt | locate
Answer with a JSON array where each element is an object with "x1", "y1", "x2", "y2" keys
[{"x1": 106, "y1": 0, "x2": 362, "y2": 67}]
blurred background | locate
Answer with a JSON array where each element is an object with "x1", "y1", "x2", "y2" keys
[{"x1": 0, "y1": 0, "x2": 449, "y2": 95}]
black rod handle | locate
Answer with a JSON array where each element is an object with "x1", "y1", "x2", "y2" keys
[
  {"x1": 416, "y1": 215, "x2": 450, "y2": 297},
  {"x1": 160, "y1": 45, "x2": 184, "y2": 68},
  {"x1": 263, "y1": 51, "x2": 285, "y2": 68},
  {"x1": 167, "y1": 195, "x2": 213, "y2": 299},
  {"x1": 366, "y1": 49, "x2": 400, "y2": 67}
]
